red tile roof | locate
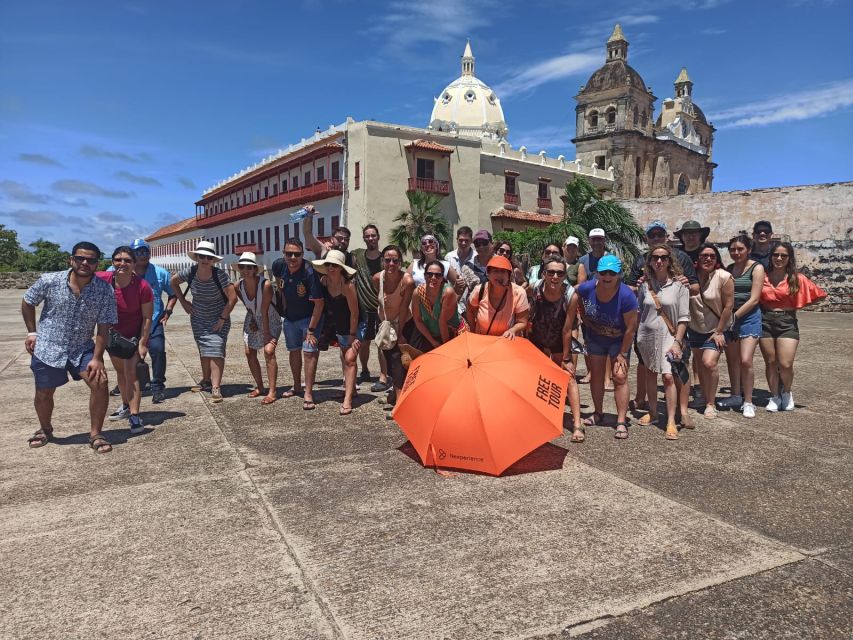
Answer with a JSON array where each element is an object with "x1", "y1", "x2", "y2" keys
[
  {"x1": 404, "y1": 139, "x2": 454, "y2": 153},
  {"x1": 491, "y1": 209, "x2": 562, "y2": 224},
  {"x1": 145, "y1": 216, "x2": 199, "y2": 241}
]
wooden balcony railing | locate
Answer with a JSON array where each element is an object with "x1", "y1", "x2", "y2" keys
[
  {"x1": 537, "y1": 197, "x2": 552, "y2": 210},
  {"x1": 197, "y1": 179, "x2": 343, "y2": 228},
  {"x1": 408, "y1": 177, "x2": 450, "y2": 195},
  {"x1": 504, "y1": 192, "x2": 520, "y2": 205}
]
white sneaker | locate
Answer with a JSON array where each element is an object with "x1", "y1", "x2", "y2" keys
[
  {"x1": 766, "y1": 395, "x2": 781, "y2": 412},
  {"x1": 742, "y1": 402, "x2": 756, "y2": 418},
  {"x1": 781, "y1": 391, "x2": 794, "y2": 411}
]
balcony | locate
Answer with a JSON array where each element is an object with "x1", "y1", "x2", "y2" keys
[
  {"x1": 197, "y1": 179, "x2": 343, "y2": 228},
  {"x1": 234, "y1": 242, "x2": 264, "y2": 255},
  {"x1": 504, "y1": 192, "x2": 520, "y2": 206},
  {"x1": 408, "y1": 177, "x2": 450, "y2": 195},
  {"x1": 604, "y1": 123, "x2": 617, "y2": 132},
  {"x1": 537, "y1": 197, "x2": 552, "y2": 210}
]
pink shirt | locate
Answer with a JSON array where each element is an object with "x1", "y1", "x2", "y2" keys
[
  {"x1": 96, "y1": 272, "x2": 153, "y2": 339},
  {"x1": 469, "y1": 283, "x2": 529, "y2": 335}
]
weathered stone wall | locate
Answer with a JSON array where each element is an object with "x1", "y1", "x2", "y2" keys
[
  {"x1": 620, "y1": 182, "x2": 853, "y2": 311},
  {"x1": 0, "y1": 272, "x2": 42, "y2": 289}
]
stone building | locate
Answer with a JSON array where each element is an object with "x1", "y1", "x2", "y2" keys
[
  {"x1": 573, "y1": 24, "x2": 716, "y2": 198},
  {"x1": 146, "y1": 42, "x2": 613, "y2": 275}
]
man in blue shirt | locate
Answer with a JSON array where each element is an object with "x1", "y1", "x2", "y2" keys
[
  {"x1": 22, "y1": 241, "x2": 118, "y2": 452},
  {"x1": 271, "y1": 239, "x2": 325, "y2": 410},
  {"x1": 109, "y1": 239, "x2": 176, "y2": 403}
]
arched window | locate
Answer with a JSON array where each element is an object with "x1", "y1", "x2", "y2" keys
[
  {"x1": 606, "y1": 108, "x2": 616, "y2": 125},
  {"x1": 588, "y1": 110, "x2": 599, "y2": 128},
  {"x1": 677, "y1": 174, "x2": 689, "y2": 195}
]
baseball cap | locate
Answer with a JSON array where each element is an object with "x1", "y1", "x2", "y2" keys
[
  {"x1": 130, "y1": 238, "x2": 150, "y2": 251},
  {"x1": 564, "y1": 236, "x2": 580, "y2": 247},
  {"x1": 753, "y1": 220, "x2": 773, "y2": 233},
  {"x1": 473, "y1": 229, "x2": 492, "y2": 242},
  {"x1": 597, "y1": 254, "x2": 622, "y2": 274},
  {"x1": 588, "y1": 228, "x2": 606, "y2": 238},
  {"x1": 645, "y1": 220, "x2": 667, "y2": 234},
  {"x1": 486, "y1": 255, "x2": 513, "y2": 272}
]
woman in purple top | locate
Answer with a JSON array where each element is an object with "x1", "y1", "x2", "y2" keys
[{"x1": 572, "y1": 254, "x2": 638, "y2": 439}]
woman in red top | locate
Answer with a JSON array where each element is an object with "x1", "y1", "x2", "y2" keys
[
  {"x1": 759, "y1": 241, "x2": 826, "y2": 412},
  {"x1": 97, "y1": 246, "x2": 153, "y2": 433}
]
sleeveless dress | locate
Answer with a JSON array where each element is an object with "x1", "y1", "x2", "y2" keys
[
  {"x1": 178, "y1": 266, "x2": 232, "y2": 358},
  {"x1": 728, "y1": 262, "x2": 762, "y2": 339},
  {"x1": 239, "y1": 276, "x2": 282, "y2": 349},
  {"x1": 416, "y1": 283, "x2": 460, "y2": 341}
]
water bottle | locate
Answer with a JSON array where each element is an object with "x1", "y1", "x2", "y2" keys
[{"x1": 289, "y1": 207, "x2": 311, "y2": 222}]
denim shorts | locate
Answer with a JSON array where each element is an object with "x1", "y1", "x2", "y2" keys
[
  {"x1": 687, "y1": 328, "x2": 729, "y2": 351},
  {"x1": 283, "y1": 316, "x2": 321, "y2": 353},
  {"x1": 30, "y1": 347, "x2": 95, "y2": 390},
  {"x1": 337, "y1": 334, "x2": 355, "y2": 349},
  {"x1": 357, "y1": 311, "x2": 378, "y2": 341},
  {"x1": 732, "y1": 306, "x2": 762, "y2": 340},
  {"x1": 585, "y1": 335, "x2": 628, "y2": 360}
]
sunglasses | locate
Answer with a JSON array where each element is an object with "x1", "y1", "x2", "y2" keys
[
  {"x1": 421, "y1": 239, "x2": 436, "y2": 246},
  {"x1": 544, "y1": 250, "x2": 561, "y2": 256},
  {"x1": 495, "y1": 247, "x2": 511, "y2": 256},
  {"x1": 755, "y1": 229, "x2": 772, "y2": 235},
  {"x1": 474, "y1": 240, "x2": 490, "y2": 247},
  {"x1": 135, "y1": 251, "x2": 150, "y2": 257},
  {"x1": 698, "y1": 254, "x2": 717, "y2": 261},
  {"x1": 545, "y1": 269, "x2": 566, "y2": 277},
  {"x1": 384, "y1": 257, "x2": 401, "y2": 264},
  {"x1": 650, "y1": 255, "x2": 670, "y2": 262},
  {"x1": 238, "y1": 264, "x2": 256, "y2": 269},
  {"x1": 425, "y1": 272, "x2": 443, "y2": 279},
  {"x1": 772, "y1": 252, "x2": 789, "y2": 258},
  {"x1": 72, "y1": 255, "x2": 99, "y2": 265},
  {"x1": 284, "y1": 252, "x2": 302, "y2": 258},
  {"x1": 197, "y1": 255, "x2": 215, "y2": 261},
  {"x1": 113, "y1": 257, "x2": 134, "y2": 264}
]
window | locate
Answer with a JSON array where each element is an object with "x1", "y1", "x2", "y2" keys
[
  {"x1": 282, "y1": 180, "x2": 288, "y2": 193},
  {"x1": 595, "y1": 155, "x2": 606, "y2": 170},
  {"x1": 243, "y1": 231, "x2": 248, "y2": 244},
  {"x1": 416, "y1": 158, "x2": 435, "y2": 180},
  {"x1": 274, "y1": 225, "x2": 280, "y2": 251},
  {"x1": 606, "y1": 108, "x2": 616, "y2": 125},
  {"x1": 292, "y1": 223, "x2": 298, "y2": 239},
  {"x1": 632, "y1": 109, "x2": 638, "y2": 127},
  {"x1": 266, "y1": 227, "x2": 271, "y2": 251},
  {"x1": 250, "y1": 230, "x2": 255, "y2": 244},
  {"x1": 304, "y1": 171, "x2": 311, "y2": 186},
  {"x1": 589, "y1": 111, "x2": 598, "y2": 128},
  {"x1": 677, "y1": 174, "x2": 689, "y2": 195},
  {"x1": 504, "y1": 175, "x2": 517, "y2": 194},
  {"x1": 318, "y1": 217, "x2": 325, "y2": 237},
  {"x1": 354, "y1": 161, "x2": 360, "y2": 190},
  {"x1": 538, "y1": 182, "x2": 548, "y2": 199},
  {"x1": 264, "y1": 186, "x2": 269, "y2": 199},
  {"x1": 232, "y1": 233, "x2": 236, "y2": 252},
  {"x1": 331, "y1": 161, "x2": 340, "y2": 181},
  {"x1": 272, "y1": 183, "x2": 278, "y2": 196},
  {"x1": 257, "y1": 229, "x2": 262, "y2": 249},
  {"x1": 316, "y1": 166, "x2": 325, "y2": 182},
  {"x1": 284, "y1": 224, "x2": 290, "y2": 241},
  {"x1": 215, "y1": 237, "x2": 220, "y2": 254},
  {"x1": 331, "y1": 215, "x2": 339, "y2": 231},
  {"x1": 292, "y1": 175, "x2": 299, "y2": 190},
  {"x1": 256, "y1": 189, "x2": 260, "y2": 201}
]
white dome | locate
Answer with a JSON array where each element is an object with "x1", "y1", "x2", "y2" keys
[{"x1": 428, "y1": 42, "x2": 508, "y2": 141}]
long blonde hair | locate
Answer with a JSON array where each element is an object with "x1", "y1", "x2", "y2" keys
[{"x1": 643, "y1": 243, "x2": 683, "y2": 282}]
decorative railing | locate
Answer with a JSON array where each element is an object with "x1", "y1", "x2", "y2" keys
[
  {"x1": 537, "y1": 197, "x2": 552, "y2": 210},
  {"x1": 504, "y1": 192, "x2": 520, "y2": 205},
  {"x1": 408, "y1": 177, "x2": 450, "y2": 195}
]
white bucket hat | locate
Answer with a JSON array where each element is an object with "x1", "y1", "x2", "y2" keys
[
  {"x1": 188, "y1": 240, "x2": 223, "y2": 262},
  {"x1": 311, "y1": 249, "x2": 356, "y2": 276},
  {"x1": 237, "y1": 251, "x2": 258, "y2": 266}
]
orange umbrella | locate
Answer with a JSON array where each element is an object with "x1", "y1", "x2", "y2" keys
[{"x1": 392, "y1": 333, "x2": 570, "y2": 476}]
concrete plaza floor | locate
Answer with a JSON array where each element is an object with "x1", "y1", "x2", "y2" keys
[{"x1": 1, "y1": 289, "x2": 851, "y2": 639}]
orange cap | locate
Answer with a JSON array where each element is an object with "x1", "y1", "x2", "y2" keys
[{"x1": 486, "y1": 255, "x2": 513, "y2": 272}]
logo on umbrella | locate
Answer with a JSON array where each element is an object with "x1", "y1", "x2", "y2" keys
[
  {"x1": 403, "y1": 365, "x2": 420, "y2": 393},
  {"x1": 438, "y1": 448, "x2": 446, "y2": 460}
]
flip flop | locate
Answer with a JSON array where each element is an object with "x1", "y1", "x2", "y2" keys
[
  {"x1": 570, "y1": 427, "x2": 585, "y2": 443},
  {"x1": 665, "y1": 423, "x2": 679, "y2": 440},
  {"x1": 638, "y1": 413, "x2": 657, "y2": 426},
  {"x1": 303, "y1": 400, "x2": 316, "y2": 411},
  {"x1": 261, "y1": 395, "x2": 276, "y2": 405},
  {"x1": 583, "y1": 412, "x2": 603, "y2": 426},
  {"x1": 340, "y1": 406, "x2": 353, "y2": 416}
]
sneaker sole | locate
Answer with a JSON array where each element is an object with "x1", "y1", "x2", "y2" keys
[{"x1": 108, "y1": 414, "x2": 129, "y2": 421}]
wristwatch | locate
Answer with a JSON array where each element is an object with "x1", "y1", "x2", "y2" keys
[
  {"x1": 307, "y1": 327, "x2": 315, "y2": 333},
  {"x1": 164, "y1": 309, "x2": 173, "y2": 317},
  {"x1": 620, "y1": 351, "x2": 629, "y2": 358}
]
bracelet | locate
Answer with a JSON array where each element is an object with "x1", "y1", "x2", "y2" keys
[
  {"x1": 27, "y1": 331, "x2": 37, "y2": 337},
  {"x1": 165, "y1": 309, "x2": 173, "y2": 316}
]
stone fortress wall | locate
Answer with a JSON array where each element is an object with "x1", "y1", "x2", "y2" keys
[{"x1": 620, "y1": 181, "x2": 853, "y2": 311}]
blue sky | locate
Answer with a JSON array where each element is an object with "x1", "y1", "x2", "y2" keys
[{"x1": 1, "y1": 0, "x2": 851, "y2": 252}]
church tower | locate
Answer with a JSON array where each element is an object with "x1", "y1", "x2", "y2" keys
[{"x1": 573, "y1": 26, "x2": 716, "y2": 197}]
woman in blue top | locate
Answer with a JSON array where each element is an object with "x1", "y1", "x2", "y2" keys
[{"x1": 571, "y1": 254, "x2": 638, "y2": 439}]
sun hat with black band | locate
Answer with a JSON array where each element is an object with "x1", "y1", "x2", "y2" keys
[
  {"x1": 237, "y1": 251, "x2": 258, "y2": 267},
  {"x1": 311, "y1": 249, "x2": 357, "y2": 276},
  {"x1": 188, "y1": 240, "x2": 223, "y2": 262},
  {"x1": 674, "y1": 220, "x2": 711, "y2": 242}
]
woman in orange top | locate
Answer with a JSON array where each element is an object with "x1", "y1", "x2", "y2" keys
[
  {"x1": 466, "y1": 255, "x2": 529, "y2": 339},
  {"x1": 759, "y1": 241, "x2": 826, "y2": 412}
]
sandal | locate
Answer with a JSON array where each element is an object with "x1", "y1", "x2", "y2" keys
[
  {"x1": 281, "y1": 388, "x2": 301, "y2": 399},
  {"x1": 704, "y1": 405, "x2": 717, "y2": 419},
  {"x1": 638, "y1": 412, "x2": 657, "y2": 426},
  {"x1": 614, "y1": 422, "x2": 629, "y2": 439},
  {"x1": 89, "y1": 434, "x2": 112, "y2": 453},
  {"x1": 665, "y1": 422, "x2": 679, "y2": 440},
  {"x1": 583, "y1": 412, "x2": 603, "y2": 426},
  {"x1": 28, "y1": 427, "x2": 54, "y2": 448},
  {"x1": 679, "y1": 412, "x2": 695, "y2": 429},
  {"x1": 629, "y1": 399, "x2": 649, "y2": 412},
  {"x1": 570, "y1": 427, "x2": 585, "y2": 443},
  {"x1": 247, "y1": 388, "x2": 262, "y2": 398},
  {"x1": 191, "y1": 379, "x2": 211, "y2": 393},
  {"x1": 303, "y1": 399, "x2": 316, "y2": 411},
  {"x1": 340, "y1": 406, "x2": 353, "y2": 416},
  {"x1": 210, "y1": 387, "x2": 223, "y2": 403},
  {"x1": 261, "y1": 395, "x2": 277, "y2": 405}
]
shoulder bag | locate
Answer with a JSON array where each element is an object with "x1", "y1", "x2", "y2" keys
[
  {"x1": 647, "y1": 283, "x2": 689, "y2": 385},
  {"x1": 374, "y1": 271, "x2": 398, "y2": 350}
]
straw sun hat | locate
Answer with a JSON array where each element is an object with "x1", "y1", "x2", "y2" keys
[
  {"x1": 188, "y1": 240, "x2": 223, "y2": 262},
  {"x1": 311, "y1": 250, "x2": 356, "y2": 276}
]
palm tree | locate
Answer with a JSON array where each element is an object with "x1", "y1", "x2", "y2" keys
[
  {"x1": 389, "y1": 190, "x2": 451, "y2": 259},
  {"x1": 526, "y1": 176, "x2": 644, "y2": 264}
]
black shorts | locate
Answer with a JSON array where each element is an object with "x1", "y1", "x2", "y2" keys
[{"x1": 358, "y1": 310, "x2": 379, "y2": 341}]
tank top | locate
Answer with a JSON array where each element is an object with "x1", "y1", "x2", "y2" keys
[
  {"x1": 378, "y1": 271, "x2": 405, "y2": 322},
  {"x1": 238, "y1": 276, "x2": 266, "y2": 317},
  {"x1": 417, "y1": 283, "x2": 460, "y2": 338},
  {"x1": 326, "y1": 290, "x2": 353, "y2": 334},
  {"x1": 730, "y1": 262, "x2": 758, "y2": 310},
  {"x1": 411, "y1": 259, "x2": 450, "y2": 286}
]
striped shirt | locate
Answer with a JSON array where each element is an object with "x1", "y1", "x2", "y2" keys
[{"x1": 177, "y1": 266, "x2": 232, "y2": 334}]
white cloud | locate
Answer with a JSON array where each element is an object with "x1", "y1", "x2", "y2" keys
[
  {"x1": 494, "y1": 51, "x2": 601, "y2": 97},
  {"x1": 701, "y1": 27, "x2": 727, "y2": 35},
  {"x1": 710, "y1": 79, "x2": 853, "y2": 128}
]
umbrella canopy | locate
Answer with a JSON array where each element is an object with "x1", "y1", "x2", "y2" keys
[{"x1": 392, "y1": 333, "x2": 570, "y2": 476}]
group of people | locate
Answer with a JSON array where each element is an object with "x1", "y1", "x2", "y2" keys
[{"x1": 21, "y1": 211, "x2": 826, "y2": 453}]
